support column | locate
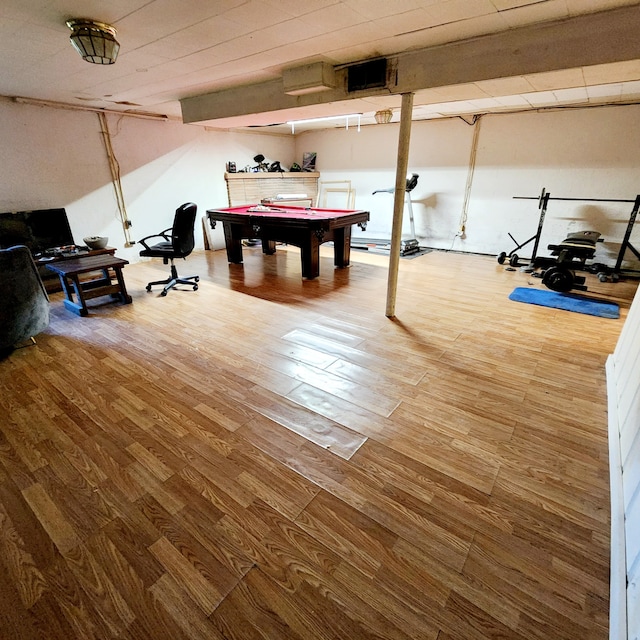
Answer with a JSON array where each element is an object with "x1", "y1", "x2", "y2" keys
[{"x1": 385, "y1": 92, "x2": 414, "y2": 318}]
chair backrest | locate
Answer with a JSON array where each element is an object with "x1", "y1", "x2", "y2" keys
[
  {"x1": 0, "y1": 245, "x2": 50, "y2": 349},
  {"x1": 171, "y1": 203, "x2": 197, "y2": 257}
]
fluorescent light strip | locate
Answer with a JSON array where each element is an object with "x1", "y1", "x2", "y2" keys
[{"x1": 286, "y1": 113, "x2": 361, "y2": 133}]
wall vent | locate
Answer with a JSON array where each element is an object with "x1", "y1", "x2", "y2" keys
[{"x1": 347, "y1": 59, "x2": 387, "y2": 92}]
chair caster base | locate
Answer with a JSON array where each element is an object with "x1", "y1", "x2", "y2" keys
[{"x1": 146, "y1": 275, "x2": 199, "y2": 296}]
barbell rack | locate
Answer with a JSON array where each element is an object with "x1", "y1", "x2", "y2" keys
[{"x1": 499, "y1": 187, "x2": 640, "y2": 277}]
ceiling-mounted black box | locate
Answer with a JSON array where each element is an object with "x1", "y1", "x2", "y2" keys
[{"x1": 347, "y1": 58, "x2": 387, "y2": 92}]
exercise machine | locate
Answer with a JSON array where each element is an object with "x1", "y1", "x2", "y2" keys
[
  {"x1": 497, "y1": 188, "x2": 550, "y2": 267},
  {"x1": 532, "y1": 230, "x2": 607, "y2": 292},
  {"x1": 499, "y1": 188, "x2": 640, "y2": 288},
  {"x1": 366, "y1": 173, "x2": 420, "y2": 256}
]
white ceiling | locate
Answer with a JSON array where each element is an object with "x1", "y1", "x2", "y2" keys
[{"x1": 2, "y1": 0, "x2": 640, "y2": 133}]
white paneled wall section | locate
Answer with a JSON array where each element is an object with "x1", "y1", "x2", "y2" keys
[{"x1": 607, "y1": 284, "x2": 640, "y2": 640}]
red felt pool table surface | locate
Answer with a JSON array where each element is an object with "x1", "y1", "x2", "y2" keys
[
  {"x1": 215, "y1": 204, "x2": 362, "y2": 219},
  {"x1": 206, "y1": 204, "x2": 370, "y2": 279}
]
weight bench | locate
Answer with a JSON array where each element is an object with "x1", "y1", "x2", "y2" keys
[{"x1": 533, "y1": 230, "x2": 606, "y2": 292}]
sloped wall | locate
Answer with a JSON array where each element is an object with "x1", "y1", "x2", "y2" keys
[{"x1": 0, "y1": 98, "x2": 295, "y2": 263}]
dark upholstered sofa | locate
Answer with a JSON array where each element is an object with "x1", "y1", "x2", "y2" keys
[{"x1": 0, "y1": 245, "x2": 50, "y2": 350}]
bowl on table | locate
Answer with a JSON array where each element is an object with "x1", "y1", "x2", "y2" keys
[{"x1": 83, "y1": 236, "x2": 109, "y2": 250}]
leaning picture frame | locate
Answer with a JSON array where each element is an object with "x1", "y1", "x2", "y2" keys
[{"x1": 302, "y1": 151, "x2": 317, "y2": 171}]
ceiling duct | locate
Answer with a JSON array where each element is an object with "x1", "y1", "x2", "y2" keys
[
  {"x1": 347, "y1": 58, "x2": 388, "y2": 93},
  {"x1": 283, "y1": 62, "x2": 336, "y2": 96}
]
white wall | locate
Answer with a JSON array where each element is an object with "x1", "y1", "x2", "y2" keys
[
  {"x1": 607, "y1": 283, "x2": 640, "y2": 640},
  {"x1": 294, "y1": 118, "x2": 473, "y2": 245},
  {"x1": 0, "y1": 98, "x2": 295, "y2": 263},
  {"x1": 3, "y1": 98, "x2": 640, "y2": 269},
  {"x1": 296, "y1": 105, "x2": 640, "y2": 269}
]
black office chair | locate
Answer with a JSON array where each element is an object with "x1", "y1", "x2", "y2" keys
[{"x1": 138, "y1": 202, "x2": 199, "y2": 296}]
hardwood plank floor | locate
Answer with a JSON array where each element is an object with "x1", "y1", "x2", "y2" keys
[{"x1": 1, "y1": 244, "x2": 636, "y2": 639}]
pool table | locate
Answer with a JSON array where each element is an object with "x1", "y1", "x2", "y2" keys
[{"x1": 206, "y1": 204, "x2": 369, "y2": 279}]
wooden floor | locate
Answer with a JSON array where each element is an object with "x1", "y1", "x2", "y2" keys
[{"x1": 1, "y1": 245, "x2": 637, "y2": 640}]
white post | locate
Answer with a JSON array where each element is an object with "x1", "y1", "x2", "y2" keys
[{"x1": 385, "y1": 92, "x2": 414, "y2": 318}]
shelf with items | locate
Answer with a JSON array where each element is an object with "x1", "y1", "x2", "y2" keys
[{"x1": 224, "y1": 172, "x2": 320, "y2": 207}]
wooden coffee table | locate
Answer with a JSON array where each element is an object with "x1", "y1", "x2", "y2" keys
[{"x1": 46, "y1": 254, "x2": 132, "y2": 316}]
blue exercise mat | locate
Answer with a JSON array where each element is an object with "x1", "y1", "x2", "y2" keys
[{"x1": 509, "y1": 287, "x2": 620, "y2": 319}]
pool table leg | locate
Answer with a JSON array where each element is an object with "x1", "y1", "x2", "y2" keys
[
  {"x1": 300, "y1": 233, "x2": 321, "y2": 279},
  {"x1": 333, "y1": 226, "x2": 352, "y2": 268},
  {"x1": 223, "y1": 223, "x2": 244, "y2": 263},
  {"x1": 261, "y1": 238, "x2": 276, "y2": 255}
]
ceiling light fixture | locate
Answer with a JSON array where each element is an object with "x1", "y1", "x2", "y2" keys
[
  {"x1": 66, "y1": 19, "x2": 120, "y2": 65},
  {"x1": 286, "y1": 114, "x2": 362, "y2": 134},
  {"x1": 374, "y1": 109, "x2": 393, "y2": 124}
]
